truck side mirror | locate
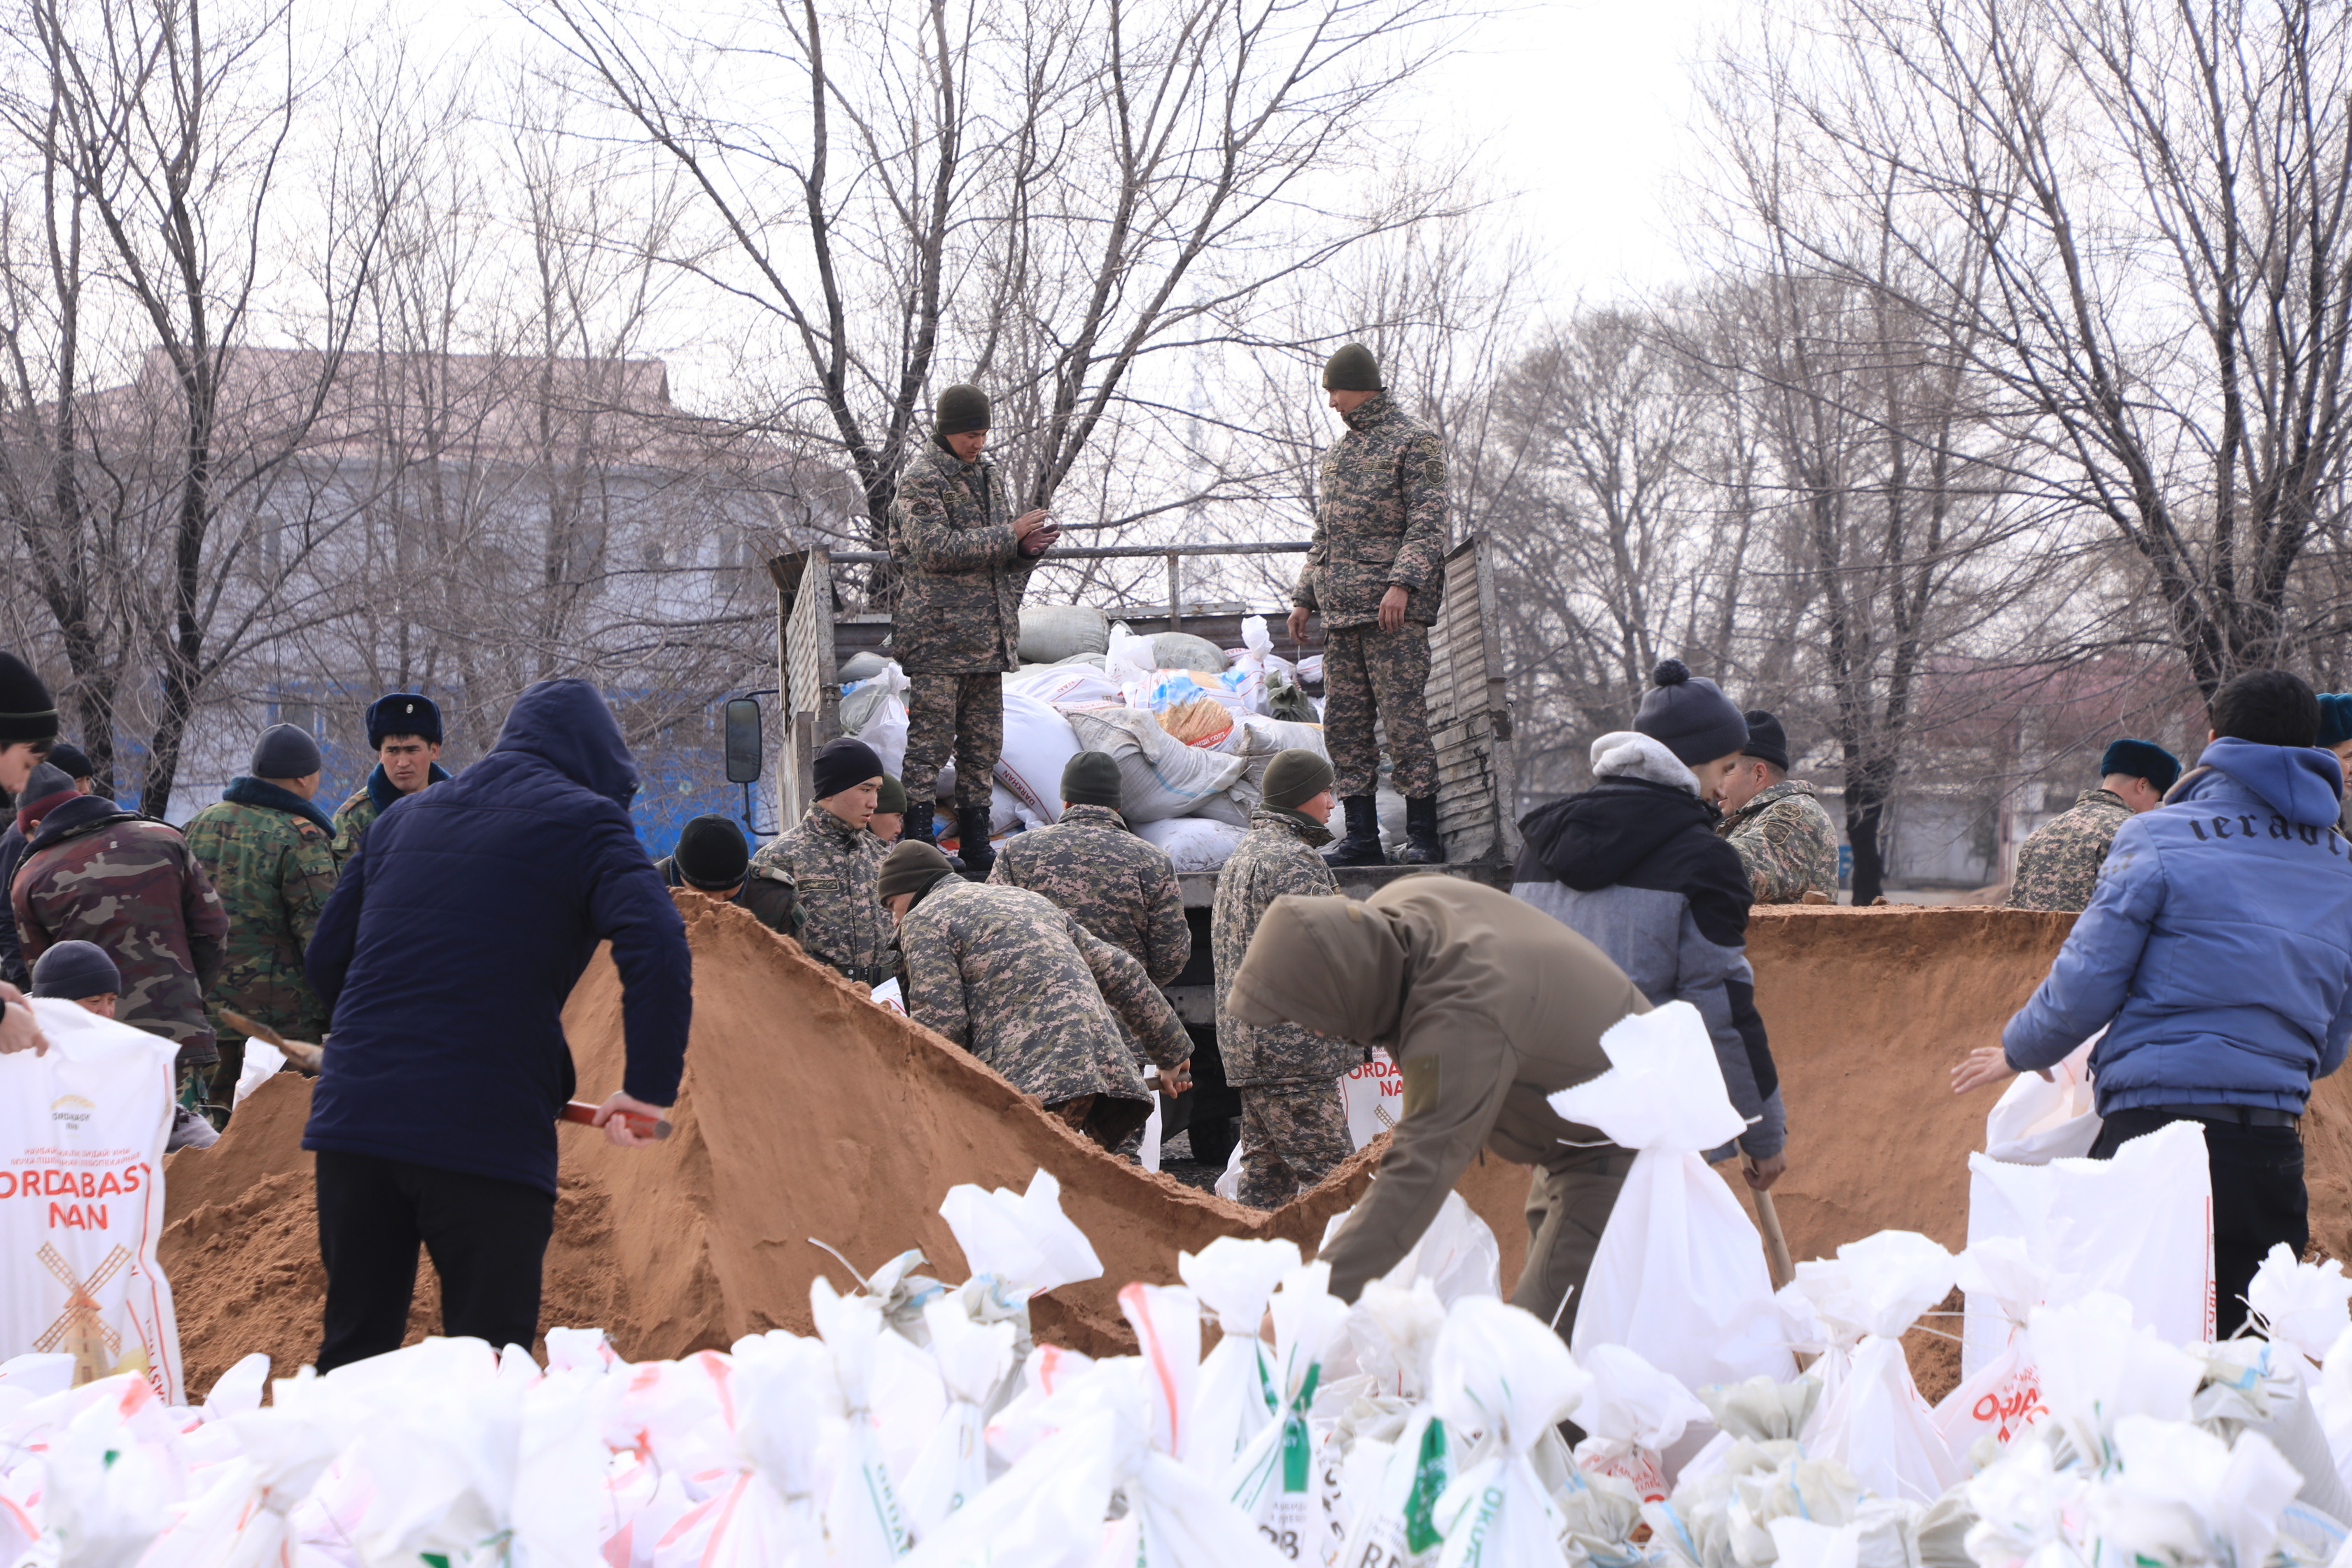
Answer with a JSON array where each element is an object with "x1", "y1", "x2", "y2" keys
[{"x1": 723, "y1": 698, "x2": 764, "y2": 784}]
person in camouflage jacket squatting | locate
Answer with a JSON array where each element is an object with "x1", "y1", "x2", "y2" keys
[
  {"x1": 890, "y1": 383, "x2": 1059, "y2": 874},
  {"x1": 1714, "y1": 710, "x2": 1840, "y2": 904},
  {"x1": 750, "y1": 737, "x2": 895, "y2": 988},
  {"x1": 2008, "y1": 738, "x2": 2181, "y2": 913},
  {"x1": 332, "y1": 692, "x2": 452, "y2": 864},
  {"x1": 13, "y1": 762, "x2": 227, "y2": 1105},
  {"x1": 1287, "y1": 342, "x2": 1451, "y2": 868},
  {"x1": 988, "y1": 751, "x2": 1190, "y2": 985},
  {"x1": 659, "y1": 813, "x2": 801, "y2": 937},
  {"x1": 1213, "y1": 749, "x2": 1356, "y2": 1208},
  {"x1": 881, "y1": 841, "x2": 1194, "y2": 1150},
  {"x1": 183, "y1": 724, "x2": 342, "y2": 1116}
]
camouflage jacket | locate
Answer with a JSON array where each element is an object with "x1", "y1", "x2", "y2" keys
[
  {"x1": 11, "y1": 797, "x2": 228, "y2": 1066},
  {"x1": 986, "y1": 804, "x2": 1191, "y2": 984},
  {"x1": 1718, "y1": 779, "x2": 1840, "y2": 904},
  {"x1": 888, "y1": 438, "x2": 1037, "y2": 674},
  {"x1": 1213, "y1": 806, "x2": 1356, "y2": 1085},
  {"x1": 750, "y1": 802, "x2": 896, "y2": 986},
  {"x1": 1294, "y1": 393, "x2": 1450, "y2": 630},
  {"x1": 2008, "y1": 788, "x2": 2133, "y2": 913},
  {"x1": 330, "y1": 761, "x2": 452, "y2": 865},
  {"x1": 899, "y1": 876, "x2": 1189, "y2": 1108},
  {"x1": 657, "y1": 853, "x2": 803, "y2": 938},
  {"x1": 183, "y1": 780, "x2": 340, "y2": 1044}
]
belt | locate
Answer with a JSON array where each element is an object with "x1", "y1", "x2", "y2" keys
[{"x1": 2151, "y1": 1102, "x2": 2302, "y2": 1130}]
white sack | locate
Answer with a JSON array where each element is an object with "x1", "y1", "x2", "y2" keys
[
  {"x1": 994, "y1": 692, "x2": 1084, "y2": 823},
  {"x1": 1177, "y1": 1238, "x2": 1299, "y2": 1476},
  {"x1": 1340, "y1": 1047, "x2": 1401, "y2": 1149},
  {"x1": 1569, "y1": 1344, "x2": 1709, "y2": 1504},
  {"x1": 1061, "y1": 708, "x2": 1248, "y2": 823},
  {"x1": 1983, "y1": 1034, "x2": 2101, "y2": 1164},
  {"x1": 1552, "y1": 1002, "x2": 1794, "y2": 1392},
  {"x1": 0, "y1": 1000, "x2": 182, "y2": 1404},
  {"x1": 232, "y1": 1038, "x2": 287, "y2": 1106},
  {"x1": 939, "y1": 1168, "x2": 1104, "y2": 1299},
  {"x1": 1962, "y1": 1118, "x2": 2215, "y2": 1378},
  {"x1": 1007, "y1": 664, "x2": 1122, "y2": 707},
  {"x1": 1135, "y1": 816, "x2": 1247, "y2": 872},
  {"x1": 1318, "y1": 1192, "x2": 1502, "y2": 1309},
  {"x1": 1428, "y1": 1296, "x2": 1594, "y2": 1566},
  {"x1": 844, "y1": 661, "x2": 913, "y2": 781}
]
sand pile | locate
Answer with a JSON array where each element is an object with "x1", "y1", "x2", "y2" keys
[{"x1": 160, "y1": 897, "x2": 2352, "y2": 1401}]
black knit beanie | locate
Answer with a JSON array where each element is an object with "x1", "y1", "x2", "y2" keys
[
  {"x1": 30, "y1": 939, "x2": 120, "y2": 1000},
  {"x1": 46, "y1": 743, "x2": 91, "y2": 780},
  {"x1": 1740, "y1": 710, "x2": 1790, "y2": 772},
  {"x1": 0, "y1": 653, "x2": 58, "y2": 746},
  {"x1": 812, "y1": 736, "x2": 886, "y2": 801},
  {"x1": 934, "y1": 384, "x2": 992, "y2": 438},
  {"x1": 1634, "y1": 660, "x2": 1751, "y2": 766},
  {"x1": 674, "y1": 813, "x2": 752, "y2": 891},
  {"x1": 1322, "y1": 343, "x2": 1381, "y2": 392},
  {"x1": 1060, "y1": 751, "x2": 1123, "y2": 809},
  {"x1": 251, "y1": 723, "x2": 323, "y2": 780}
]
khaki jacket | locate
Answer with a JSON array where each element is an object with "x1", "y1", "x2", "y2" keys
[{"x1": 1226, "y1": 875, "x2": 1648, "y2": 1302}]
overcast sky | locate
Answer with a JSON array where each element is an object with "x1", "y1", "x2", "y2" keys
[{"x1": 1418, "y1": 0, "x2": 1732, "y2": 305}]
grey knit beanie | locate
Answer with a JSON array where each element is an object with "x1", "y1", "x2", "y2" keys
[
  {"x1": 1060, "y1": 751, "x2": 1123, "y2": 809},
  {"x1": 1634, "y1": 660, "x2": 1750, "y2": 767},
  {"x1": 251, "y1": 723, "x2": 323, "y2": 780}
]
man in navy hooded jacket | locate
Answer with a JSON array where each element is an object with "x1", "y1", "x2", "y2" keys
[
  {"x1": 1961, "y1": 668, "x2": 2352, "y2": 1336},
  {"x1": 302, "y1": 679, "x2": 691, "y2": 1370}
]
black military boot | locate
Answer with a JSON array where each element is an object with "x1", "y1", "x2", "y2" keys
[
  {"x1": 955, "y1": 804, "x2": 997, "y2": 875},
  {"x1": 903, "y1": 801, "x2": 937, "y2": 846},
  {"x1": 1396, "y1": 795, "x2": 1446, "y2": 864},
  {"x1": 1324, "y1": 794, "x2": 1388, "y2": 867}
]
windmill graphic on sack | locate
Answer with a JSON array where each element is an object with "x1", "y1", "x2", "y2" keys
[{"x1": 34, "y1": 1242, "x2": 148, "y2": 1386}]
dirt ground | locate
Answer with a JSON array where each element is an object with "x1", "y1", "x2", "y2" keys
[{"x1": 160, "y1": 897, "x2": 2341, "y2": 1408}]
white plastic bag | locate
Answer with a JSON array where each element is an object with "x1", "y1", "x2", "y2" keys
[
  {"x1": 846, "y1": 662, "x2": 913, "y2": 780},
  {"x1": 1551, "y1": 1002, "x2": 1794, "y2": 1392},
  {"x1": 1008, "y1": 664, "x2": 1123, "y2": 708},
  {"x1": 1319, "y1": 1192, "x2": 1502, "y2": 1309},
  {"x1": 2248, "y1": 1245, "x2": 2352, "y2": 1365},
  {"x1": 1340, "y1": 1048, "x2": 1401, "y2": 1149},
  {"x1": 1934, "y1": 1236, "x2": 2057, "y2": 1462},
  {"x1": 1984, "y1": 1034, "x2": 2101, "y2": 1164},
  {"x1": 901, "y1": 1298, "x2": 1017, "y2": 1536},
  {"x1": 939, "y1": 1168, "x2": 1104, "y2": 1299},
  {"x1": 0, "y1": 1000, "x2": 183, "y2": 1403},
  {"x1": 1178, "y1": 1238, "x2": 1299, "y2": 1475},
  {"x1": 1428, "y1": 1296, "x2": 1593, "y2": 1566},
  {"x1": 1569, "y1": 1344, "x2": 1709, "y2": 1503},
  {"x1": 1792, "y1": 1231, "x2": 1963, "y2": 1505},
  {"x1": 1223, "y1": 1263, "x2": 1350, "y2": 1553},
  {"x1": 1963, "y1": 1118, "x2": 2215, "y2": 1378},
  {"x1": 232, "y1": 1037, "x2": 287, "y2": 1106},
  {"x1": 994, "y1": 692, "x2": 1084, "y2": 822}
]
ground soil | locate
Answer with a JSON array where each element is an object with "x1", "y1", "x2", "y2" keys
[{"x1": 158, "y1": 898, "x2": 2350, "y2": 1408}]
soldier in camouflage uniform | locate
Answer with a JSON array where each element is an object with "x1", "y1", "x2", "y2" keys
[
  {"x1": 750, "y1": 737, "x2": 895, "y2": 986},
  {"x1": 183, "y1": 724, "x2": 341, "y2": 1116},
  {"x1": 1714, "y1": 710, "x2": 1840, "y2": 904},
  {"x1": 1287, "y1": 342, "x2": 1451, "y2": 868},
  {"x1": 658, "y1": 813, "x2": 801, "y2": 937},
  {"x1": 331, "y1": 692, "x2": 451, "y2": 864},
  {"x1": 13, "y1": 761, "x2": 227, "y2": 1103},
  {"x1": 891, "y1": 383, "x2": 1059, "y2": 874},
  {"x1": 2008, "y1": 738, "x2": 2181, "y2": 912},
  {"x1": 1212, "y1": 749, "x2": 1355, "y2": 1208},
  {"x1": 987, "y1": 752, "x2": 1190, "y2": 984},
  {"x1": 881, "y1": 841, "x2": 1193, "y2": 1149}
]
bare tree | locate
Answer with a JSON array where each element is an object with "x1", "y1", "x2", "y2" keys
[
  {"x1": 1735, "y1": 0, "x2": 2352, "y2": 698},
  {"x1": 519, "y1": 0, "x2": 1474, "y2": 554}
]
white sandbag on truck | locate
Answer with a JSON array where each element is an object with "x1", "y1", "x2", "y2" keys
[
  {"x1": 1061, "y1": 708, "x2": 1247, "y2": 823},
  {"x1": 993, "y1": 691, "x2": 1084, "y2": 822},
  {"x1": 1134, "y1": 816, "x2": 1246, "y2": 872},
  {"x1": 0, "y1": 999, "x2": 183, "y2": 1404}
]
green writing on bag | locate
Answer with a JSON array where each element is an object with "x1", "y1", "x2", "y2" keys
[{"x1": 1404, "y1": 1418, "x2": 1449, "y2": 1553}]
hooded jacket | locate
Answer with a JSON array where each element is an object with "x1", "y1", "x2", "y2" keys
[
  {"x1": 1226, "y1": 876, "x2": 1649, "y2": 1303},
  {"x1": 2005, "y1": 737, "x2": 2352, "y2": 1113},
  {"x1": 302, "y1": 680, "x2": 692, "y2": 1194},
  {"x1": 1508, "y1": 732, "x2": 1784, "y2": 1159}
]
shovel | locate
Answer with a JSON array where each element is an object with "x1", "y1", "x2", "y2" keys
[
  {"x1": 1742, "y1": 1152, "x2": 1795, "y2": 1292},
  {"x1": 218, "y1": 1009, "x2": 323, "y2": 1073}
]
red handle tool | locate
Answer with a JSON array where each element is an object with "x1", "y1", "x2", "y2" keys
[{"x1": 560, "y1": 1100, "x2": 673, "y2": 1139}]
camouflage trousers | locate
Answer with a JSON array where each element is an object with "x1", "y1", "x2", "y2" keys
[
  {"x1": 904, "y1": 672, "x2": 1004, "y2": 815},
  {"x1": 1237, "y1": 1077, "x2": 1351, "y2": 1208},
  {"x1": 1323, "y1": 625, "x2": 1438, "y2": 798}
]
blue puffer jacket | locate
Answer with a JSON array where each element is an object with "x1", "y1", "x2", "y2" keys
[
  {"x1": 2004, "y1": 738, "x2": 2352, "y2": 1112},
  {"x1": 303, "y1": 679, "x2": 692, "y2": 1194}
]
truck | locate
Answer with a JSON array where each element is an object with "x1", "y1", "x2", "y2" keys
[{"x1": 735, "y1": 533, "x2": 1523, "y2": 1166}]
